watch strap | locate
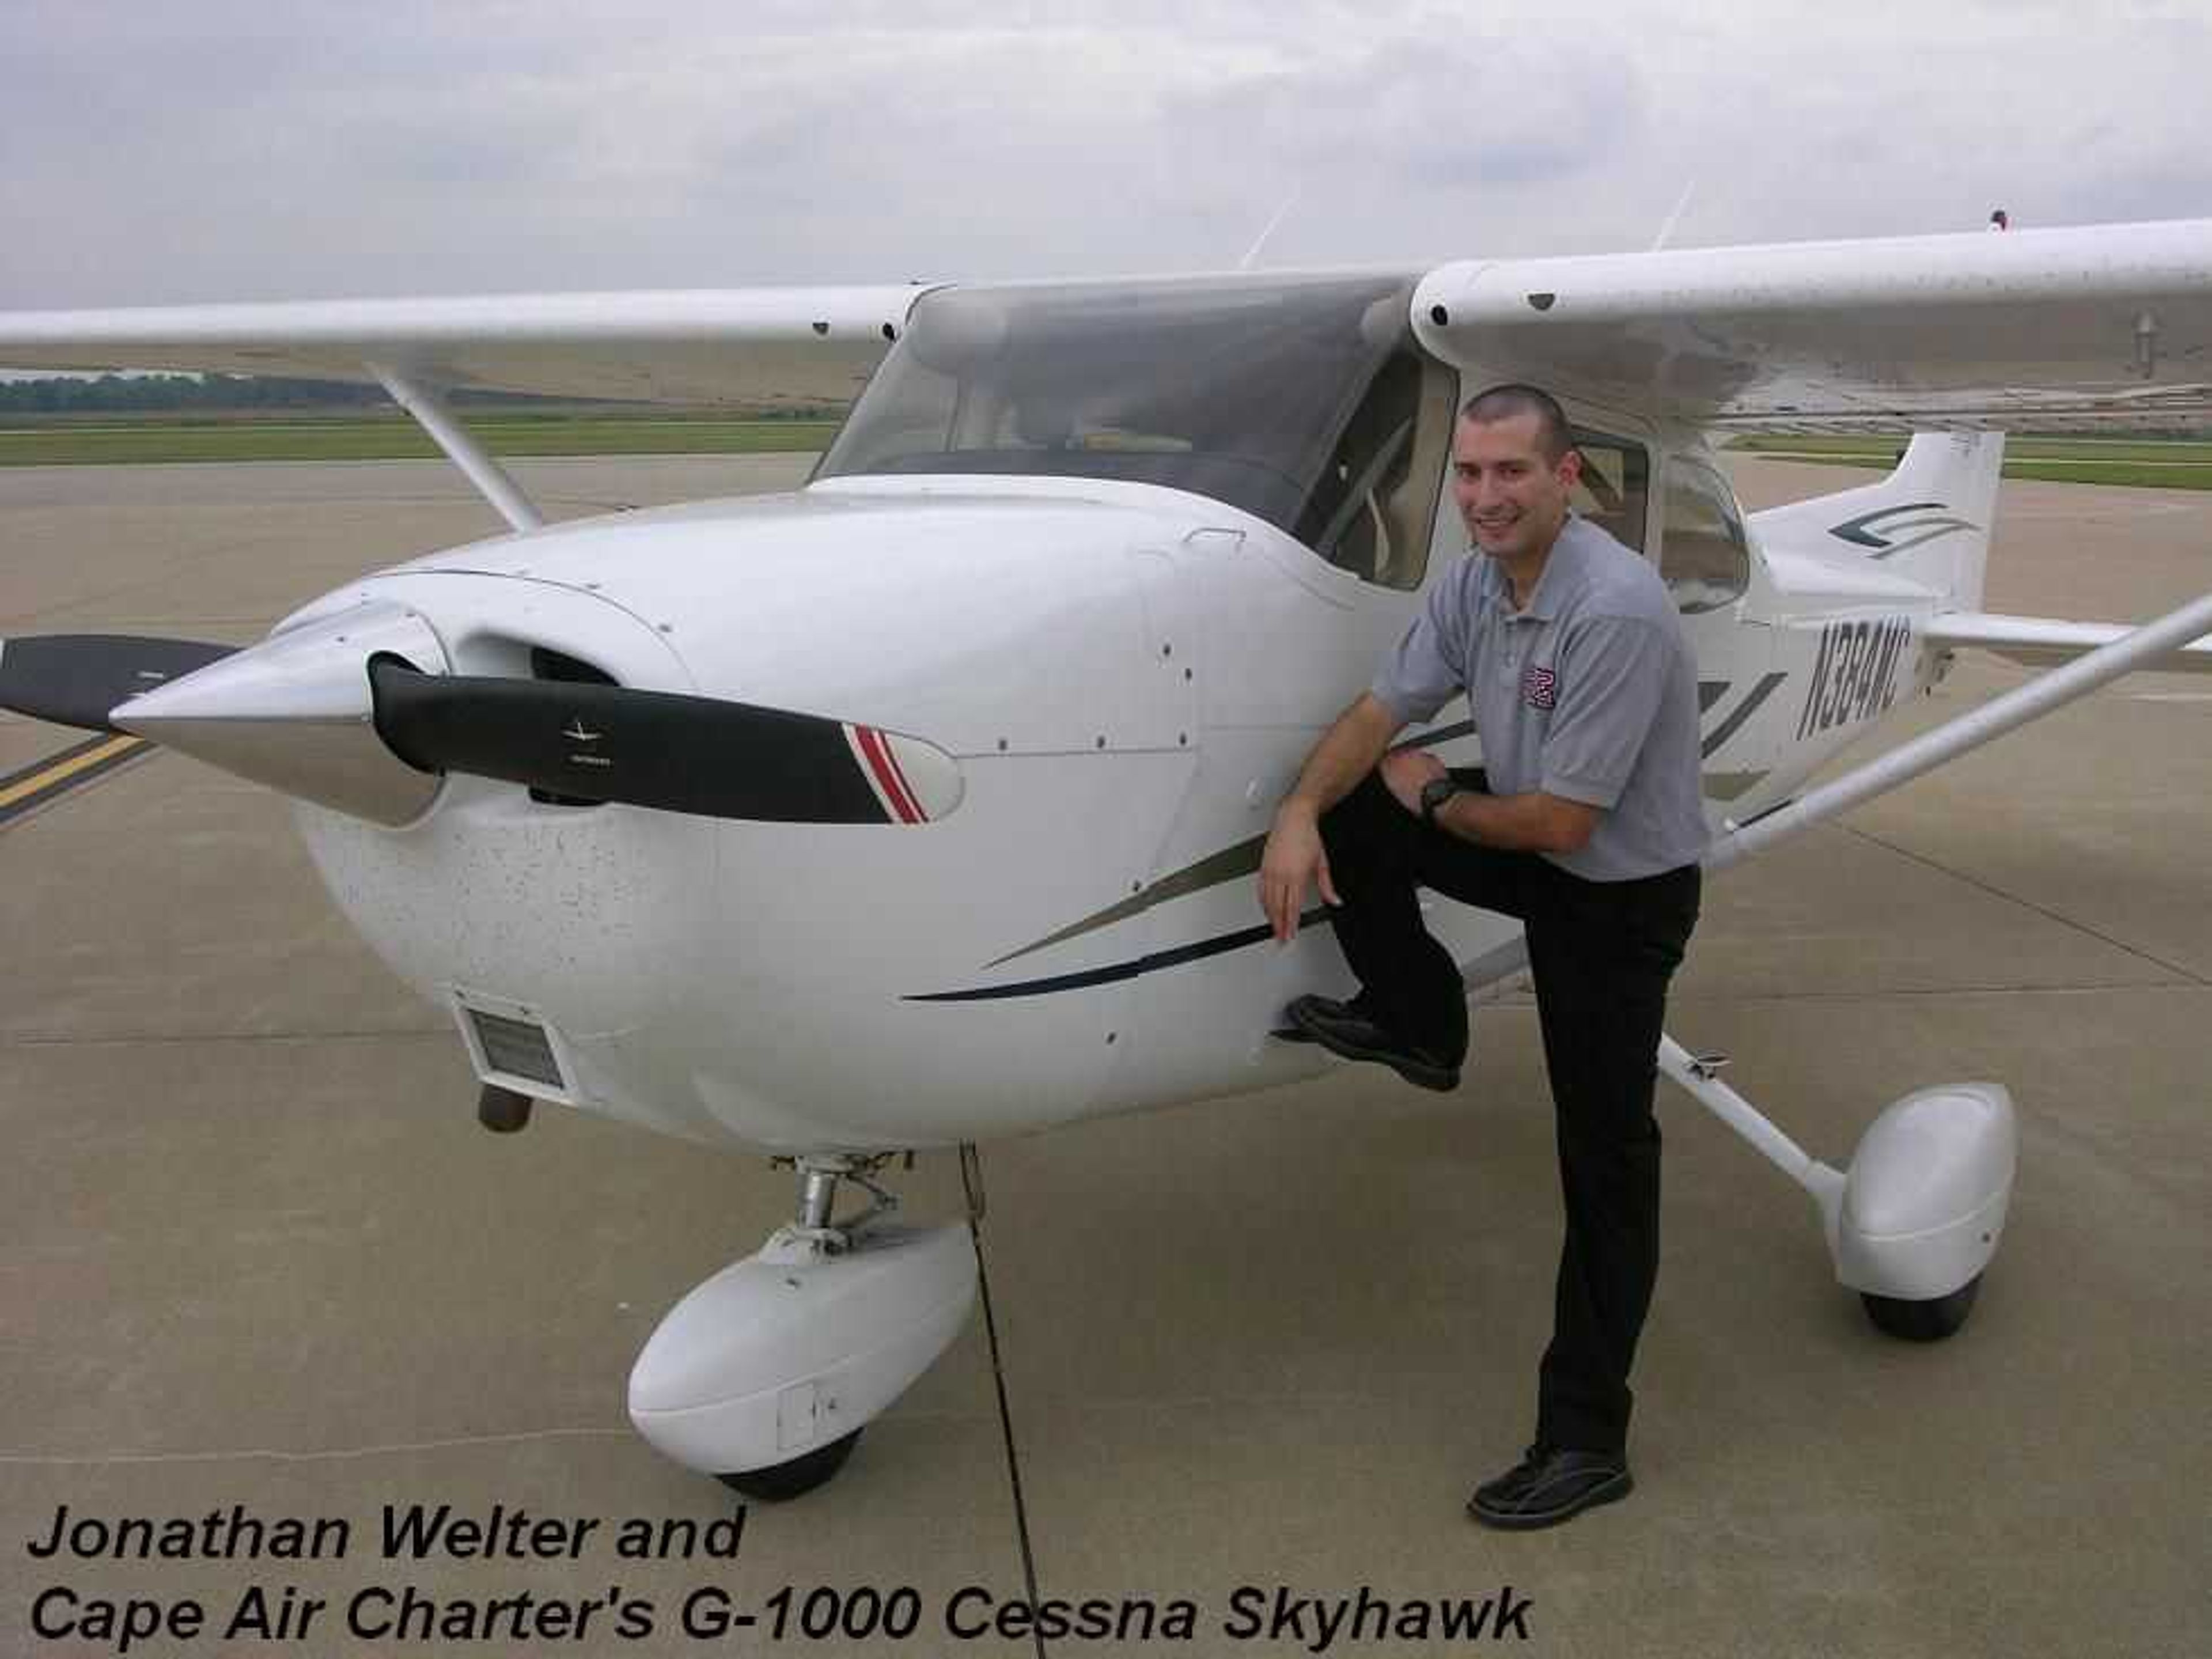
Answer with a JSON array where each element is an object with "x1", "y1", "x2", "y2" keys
[{"x1": 1420, "y1": 777, "x2": 1459, "y2": 828}]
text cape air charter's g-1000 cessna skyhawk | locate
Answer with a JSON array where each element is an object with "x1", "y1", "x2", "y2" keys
[{"x1": 5, "y1": 219, "x2": 2212, "y2": 1501}]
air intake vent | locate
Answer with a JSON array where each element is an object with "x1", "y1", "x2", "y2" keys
[
  {"x1": 531, "y1": 646, "x2": 617, "y2": 685},
  {"x1": 467, "y1": 1009, "x2": 566, "y2": 1089},
  {"x1": 529, "y1": 647, "x2": 616, "y2": 806}
]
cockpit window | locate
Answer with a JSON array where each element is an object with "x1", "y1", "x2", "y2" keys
[
  {"x1": 1566, "y1": 428, "x2": 1650, "y2": 554},
  {"x1": 817, "y1": 275, "x2": 1452, "y2": 582},
  {"x1": 1294, "y1": 347, "x2": 1459, "y2": 589},
  {"x1": 1661, "y1": 457, "x2": 1752, "y2": 614}
]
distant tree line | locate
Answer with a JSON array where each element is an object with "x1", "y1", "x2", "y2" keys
[
  {"x1": 0, "y1": 373, "x2": 508, "y2": 414},
  {"x1": 0, "y1": 373, "x2": 846, "y2": 418}
]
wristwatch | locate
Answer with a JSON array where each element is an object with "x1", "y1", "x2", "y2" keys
[{"x1": 1419, "y1": 775, "x2": 1461, "y2": 829}]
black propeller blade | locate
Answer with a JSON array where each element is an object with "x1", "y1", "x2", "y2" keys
[
  {"x1": 0, "y1": 635, "x2": 239, "y2": 732},
  {"x1": 367, "y1": 657, "x2": 905, "y2": 824}
]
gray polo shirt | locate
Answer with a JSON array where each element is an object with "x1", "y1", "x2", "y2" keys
[{"x1": 1370, "y1": 515, "x2": 1708, "y2": 882}]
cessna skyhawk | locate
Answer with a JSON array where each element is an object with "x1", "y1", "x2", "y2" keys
[{"x1": 3, "y1": 218, "x2": 2209, "y2": 1498}]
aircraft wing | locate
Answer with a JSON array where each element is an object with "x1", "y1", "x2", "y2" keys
[
  {"x1": 1926, "y1": 611, "x2": 2212, "y2": 674},
  {"x1": 13, "y1": 219, "x2": 2212, "y2": 422},
  {"x1": 0, "y1": 286, "x2": 925, "y2": 406},
  {"x1": 1412, "y1": 219, "x2": 2212, "y2": 429}
]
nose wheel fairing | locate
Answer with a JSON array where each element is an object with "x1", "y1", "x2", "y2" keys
[{"x1": 628, "y1": 1158, "x2": 978, "y2": 1490}]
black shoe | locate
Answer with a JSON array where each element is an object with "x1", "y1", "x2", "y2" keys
[
  {"x1": 1467, "y1": 1445, "x2": 1633, "y2": 1531},
  {"x1": 1278, "y1": 994, "x2": 1460, "y2": 1092},
  {"x1": 1268, "y1": 992, "x2": 1372, "y2": 1044}
]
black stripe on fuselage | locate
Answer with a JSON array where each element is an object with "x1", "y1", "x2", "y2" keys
[
  {"x1": 984, "y1": 717, "x2": 1482, "y2": 970},
  {"x1": 1701, "y1": 672, "x2": 1788, "y2": 759},
  {"x1": 908, "y1": 907, "x2": 1334, "y2": 1003}
]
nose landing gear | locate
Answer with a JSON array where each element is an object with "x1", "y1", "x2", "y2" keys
[{"x1": 627, "y1": 1154, "x2": 979, "y2": 1501}]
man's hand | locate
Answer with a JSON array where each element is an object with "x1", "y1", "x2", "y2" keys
[
  {"x1": 1255, "y1": 693, "x2": 1402, "y2": 941},
  {"x1": 1380, "y1": 747, "x2": 1446, "y2": 815},
  {"x1": 1258, "y1": 806, "x2": 1343, "y2": 943}
]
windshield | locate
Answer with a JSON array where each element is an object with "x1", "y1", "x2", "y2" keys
[{"x1": 816, "y1": 274, "x2": 1427, "y2": 536}]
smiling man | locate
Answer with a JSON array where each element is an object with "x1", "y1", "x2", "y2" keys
[{"x1": 1257, "y1": 383, "x2": 1707, "y2": 1529}]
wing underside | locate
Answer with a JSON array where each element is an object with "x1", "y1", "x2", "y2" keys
[
  {"x1": 1411, "y1": 219, "x2": 2212, "y2": 430},
  {"x1": 0, "y1": 286, "x2": 925, "y2": 406}
]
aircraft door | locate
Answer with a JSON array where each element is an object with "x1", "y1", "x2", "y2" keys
[{"x1": 1658, "y1": 452, "x2": 1780, "y2": 817}]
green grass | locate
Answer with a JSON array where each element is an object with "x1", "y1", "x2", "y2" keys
[
  {"x1": 1748, "y1": 457, "x2": 2212, "y2": 490},
  {"x1": 1733, "y1": 434, "x2": 2212, "y2": 462},
  {"x1": 1731, "y1": 434, "x2": 2212, "y2": 490},
  {"x1": 10, "y1": 414, "x2": 2210, "y2": 489},
  {"x1": 0, "y1": 415, "x2": 842, "y2": 466}
]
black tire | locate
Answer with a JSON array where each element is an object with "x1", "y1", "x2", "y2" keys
[
  {"x1": 714, "y1": 1429, "x2": 862, "y2": 1502},
  {"x1": 1861, "y1": 1273, "x2": 1982, "y2": 1342}
]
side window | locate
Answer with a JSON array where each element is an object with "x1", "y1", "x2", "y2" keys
[
  {"x1": 1661, "y1": 458, "x2": 1751, "y2": 614},
  {"x1": 1297, "y1": 350, "x2": 1459, "y2": 590},
  {"x1": 1566, "y1": 427, "x2": 1650, "y2": 552}
]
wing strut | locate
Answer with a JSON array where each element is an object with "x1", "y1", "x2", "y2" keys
[
  {"x1": 1706, "y1": 586, "x2": 2212, "y2": 872},
  {"x1": 366, "y1": 359, "x2": 543, "y2": 533}
]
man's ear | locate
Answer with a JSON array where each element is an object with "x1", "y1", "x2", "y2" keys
[{"x1": 1555, "y1": 447, "x2": 1584, "y2": 491}]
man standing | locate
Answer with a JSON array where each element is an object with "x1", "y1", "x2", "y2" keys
[{"x1": 1257, "y1": 384, "x2": 1707, "y2": 1529}]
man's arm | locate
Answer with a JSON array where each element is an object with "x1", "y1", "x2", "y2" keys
[
  {"x1": 1374, "y1": 748, "x2": 1600, "y2": 854},
  {"x1": 1258, "y1": 692, "x2": 1402, "y2": 942},
  {"x1": 1436, "y1": 786, "x2": 1599, "y2": 853}
]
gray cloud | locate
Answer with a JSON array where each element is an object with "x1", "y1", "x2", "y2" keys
[
  {"x1": 1171, "y1": 35, "x2": 1648, "y2": 191},
  {"x1": 3, "y1": 2, "x2": 2210, "y2": 307}
]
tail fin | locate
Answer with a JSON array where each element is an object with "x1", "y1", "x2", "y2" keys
[{"x1": 1748, "y1": 431, "x2": 2005, "y2": 608}]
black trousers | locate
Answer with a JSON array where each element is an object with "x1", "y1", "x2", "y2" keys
[{"x1": 1320, "y1": 770, "x2": 1701, "y2": 1456}]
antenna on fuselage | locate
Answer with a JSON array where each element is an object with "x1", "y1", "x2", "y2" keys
[
  {"x1": 1238, "y1": 188, "x2": 1302, "y2": 272},
  {"x1": 1648, "y1": 179, "x2": 1698, "y2": 252}
]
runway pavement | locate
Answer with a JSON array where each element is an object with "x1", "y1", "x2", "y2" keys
[{"x1": 2, "y1": 454, "x2": 2206, "y2": 1658}]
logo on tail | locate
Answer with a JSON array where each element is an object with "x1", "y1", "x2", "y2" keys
[{"x1": 1828, "y1": 502, "x2": 1980, "y2": 559}]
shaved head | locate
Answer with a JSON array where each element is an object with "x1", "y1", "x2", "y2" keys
[{"x1": 1460, "y1": 383, "x2": 1573, "y2": 464}]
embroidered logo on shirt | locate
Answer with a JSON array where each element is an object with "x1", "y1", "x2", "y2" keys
[{"x1": 1522, "y1": 664, "x2": 1558, "y2": 710}]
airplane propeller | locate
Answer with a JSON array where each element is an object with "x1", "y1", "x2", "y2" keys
[
  {"x1": 0, "y1": 630, "x2": 960, "y2": 827},
  {"x1": 366, "y1": 657, "x2": 956, "y2": 824}
]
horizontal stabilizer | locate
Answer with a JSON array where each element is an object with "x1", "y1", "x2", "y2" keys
[
  {"x1": 1927, "y1": 610, "x2": 2212, "y2": 674},
  {"x1": 1710, "y1": 586, "x2": 2212, "y2": 871}
]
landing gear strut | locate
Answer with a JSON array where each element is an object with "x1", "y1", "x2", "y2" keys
[
  {"x1": 627, "y1": 1154, "x2": 978, "y2": 1501},
  {"x1": 783, "y1": 1153, "x2": 904, "y2": 1252}
]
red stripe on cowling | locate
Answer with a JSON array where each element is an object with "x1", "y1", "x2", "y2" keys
[
  {"x1": 855, "y1": 725, "x2": 922, "y2": 823},
  {"x1": 877, "y1": 736, "x2": 927, "y2": 824},
  {"x1": 841, "y1": 724, "x2": 895, "y2": 820}
]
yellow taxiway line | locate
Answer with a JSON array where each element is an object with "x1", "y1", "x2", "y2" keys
[{"x1": 0, "y1": 733, "x2": 148, "y2": 819}]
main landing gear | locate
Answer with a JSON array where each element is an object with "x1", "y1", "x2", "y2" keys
[
  {"x1": 627, "y1": 1154, "x2": 978, "y2": 1501},
  {"x1": 1656, "y1": 1041, "x2": 2016, "y2": 1342}
]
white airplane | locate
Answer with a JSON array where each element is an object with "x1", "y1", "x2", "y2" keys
[{"x1": 4, "y1": 220, "x2": 2210, "y2": 1502}]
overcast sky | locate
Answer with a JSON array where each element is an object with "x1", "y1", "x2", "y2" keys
[{"x1": 6, "y1": 1, "x2": 2211, "y2": 308}]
